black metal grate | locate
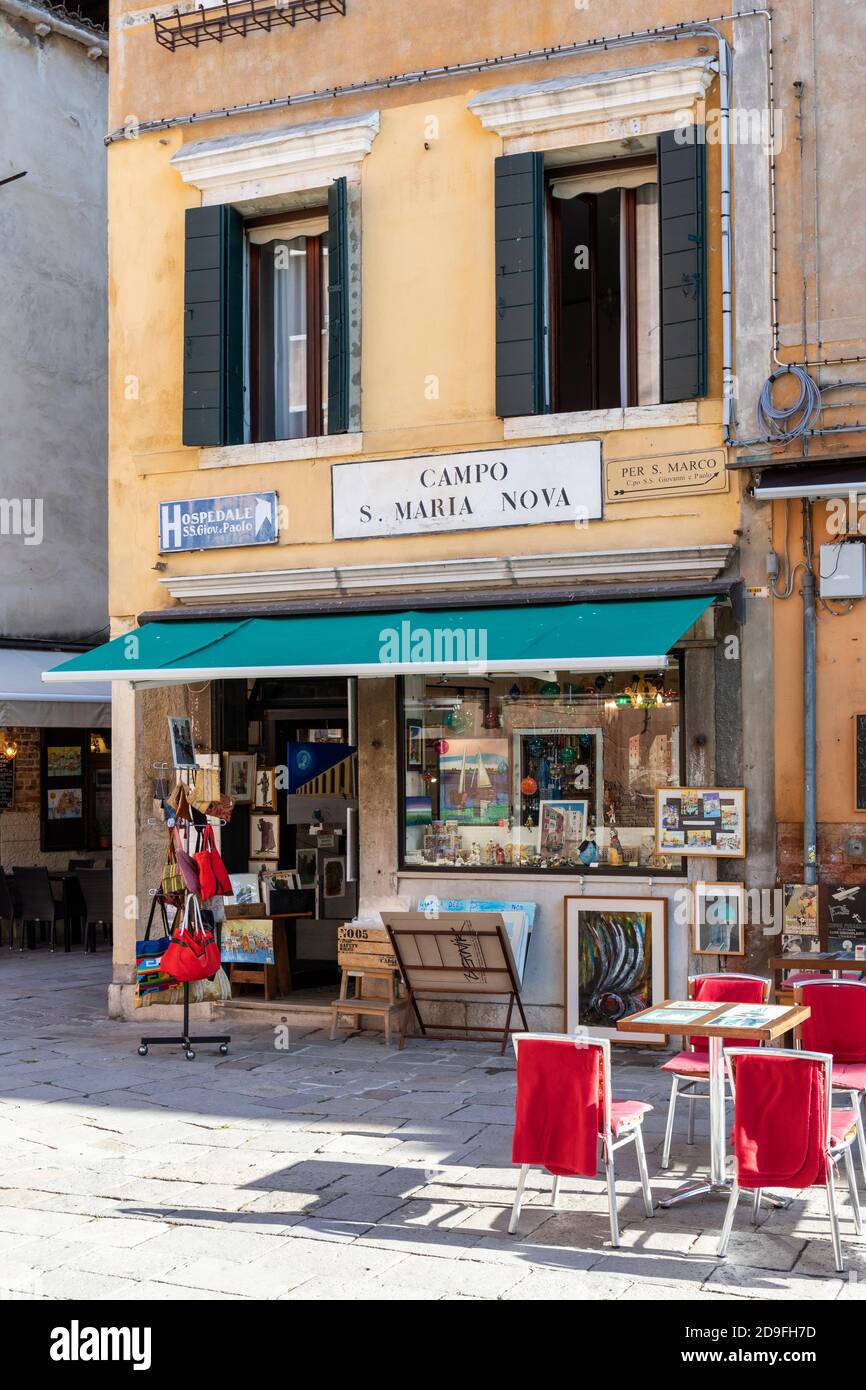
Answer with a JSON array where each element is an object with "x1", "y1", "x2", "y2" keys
[{"x1": 152, "y1": 0, "x2": 345, "y2": 52}]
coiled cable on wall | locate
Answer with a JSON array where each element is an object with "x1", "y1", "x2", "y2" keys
[{"x1": 756, "y1": 364, "x2": 823, "y2": 441}]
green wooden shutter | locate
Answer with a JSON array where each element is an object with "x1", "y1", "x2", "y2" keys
[
  {"x1": 658, "y1": 128, "x2": 707, "y2": 403},
  {"x1": 495, "y1": 152, "x2": 545, "y2": 418},
  {"x1": 327, "y1": 177, "x2": 350, "y2": 434},
  {"x1": 182, "y1": 204, "x2": 244, "y2": 447}
]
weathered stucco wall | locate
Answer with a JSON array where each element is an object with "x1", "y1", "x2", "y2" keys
[{"x1": 0, "y1": 13, "x2": 108, "y2": 643}]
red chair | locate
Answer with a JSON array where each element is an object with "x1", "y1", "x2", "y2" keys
[
  {"x1": 509, "y1": 1034, "x2": 653, "y2": 1246},
  {"x1": 794, "y1": 979, "x2": 866, "y2": 1186},
  {"x1": 660, "y1": 972, "x2": 770, "y2": 1168},
  {"x1": 719, "y1": 1048, "x2": 862, "y2": 1272}
]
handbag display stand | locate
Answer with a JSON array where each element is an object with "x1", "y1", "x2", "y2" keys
[
  {"x1": 138, "y1": 980, "x2": 230, "y2": 1062},
  {"x1": 138, "y1": 895, "x2": 230, "y2": 1061}
]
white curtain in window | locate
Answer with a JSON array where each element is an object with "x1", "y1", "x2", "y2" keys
[
  {"x1": 272, "y1": 237, "x2": 307, "y2": 440},
  {"x1": 635, "y1": 184, "x2": 660, "y2": 406}
]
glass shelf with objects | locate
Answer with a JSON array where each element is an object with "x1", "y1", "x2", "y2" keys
[{"x1": 399, "y1": 666, "x2": 684, "y2": 875}]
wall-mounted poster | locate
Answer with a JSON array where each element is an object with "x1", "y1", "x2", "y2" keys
[
  {"x1": 537, "y1": 799, "x2": 588, "y2": 856},
  {"x1": 655, "y1": 787, "x2": 746, "y2": 858},
  {"x1": 438, "y1": 738, "x2": 510, "y2": 825},
  {"x1": 693, "y1": 881, "x2": 745, "y2": 956},
  {"x1": 782, "y1": 883, "x2": 823, "y2": 953},
  {"x1": 564, "y1": 895, "x2": 668, "y2": 1044},
  {"x1": 47, "y1": 787, "x2": 82, "y2": 820},
  {"x1": 826, "y1": 884, "x2": 866, "y2": 952},
  {"x1": 323, "y1": 857, "x2": 346, "y2": 899},
  {"x1": 46, "y1": 745, "x2": 82, "y2": 779}
]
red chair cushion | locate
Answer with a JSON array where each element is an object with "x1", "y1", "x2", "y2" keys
[
  {"x1": 833, "y1": 1062, "x2": 866, "y2": 1092},
  {"x1": 798, "y1": 982, "x2": 866, "y2": 1063},
  {"x1": 733, "y1": 1053, "x2": 828, "y2": 1190},
  {"x1": 689, "y1": 976, "x2": 768, "y2": 1054},
  {"x1": 661, "y1": 1050, "x2": 711, "y2": 1076},
  {"x1": 829, "y1": 1109, "x2": 859, "y2": 1148},
  {"x1": 610, "y1": 1099, "x2": 652, "y2": 1137},
  {"x1": 512, "y1": 1039, "x2": 601, "y2": 1179}
]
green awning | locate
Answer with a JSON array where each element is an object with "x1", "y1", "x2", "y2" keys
[{"x1": 42, "y1": 597, "x2": 713, "y2": 686}]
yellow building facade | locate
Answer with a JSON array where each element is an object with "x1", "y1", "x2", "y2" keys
[{"x1": 51, "y1": 0, "x2": 866, "y2": 1025}]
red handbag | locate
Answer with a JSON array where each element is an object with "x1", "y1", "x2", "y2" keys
[
  {"x1": 161, "y1": 896, "x2": 221, "y2": 983},
  {"x1": 194, "y1": 824, "x2": 233, "y2": 900}
]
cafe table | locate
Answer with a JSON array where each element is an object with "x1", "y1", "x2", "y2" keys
[{"x1": 618, "y1": 998, "x2": 810, "y2": 1207}]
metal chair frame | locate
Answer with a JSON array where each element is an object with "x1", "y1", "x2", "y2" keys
[
  {"x1": 661, "y1": 971, "x2": 770, "y2": 1169},
  {"x1": 718, "y1": 1047, "x2": 862, "y2": 1273},
  {"x1": 509, "y1": 1032, "x2": 653, "y2": 1247},
  {"x1": 793, "y1": 977, "x2": 866, "y2": 1187}
]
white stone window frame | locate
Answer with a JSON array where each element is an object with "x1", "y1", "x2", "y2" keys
[
  {"x1": 170, "y1": 111, "x2": 379, "y2": 463},
  {"x1": 468, "y1": 57, "x2": 718, "y2": 441}
]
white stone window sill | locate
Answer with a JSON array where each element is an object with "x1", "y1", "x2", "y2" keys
[
  {"x1": 199, "y1": 433, "x2": 363, "y2": 469},
  {"x1": 504, "y1": 402, "x2": 700, "y2": 440}
]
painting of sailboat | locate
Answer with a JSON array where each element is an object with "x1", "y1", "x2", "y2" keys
[{"x1": 438, "y1": 739, "x2": 510, "y2": 824}]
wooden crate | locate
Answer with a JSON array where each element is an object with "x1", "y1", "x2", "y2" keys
[{"x1": 337, "y1": 925, "x2": 399, "y2": 971}]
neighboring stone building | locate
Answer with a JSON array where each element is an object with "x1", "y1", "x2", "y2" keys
[
  {"x1": 47, "y1": 1, "x2": 866, "y2": 1023},
  {"x1": 0, "y1": 0, "x2": 110, "y2": 869}
]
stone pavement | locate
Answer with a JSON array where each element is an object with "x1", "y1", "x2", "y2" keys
[{"x1": 0, "y1": 952, "x2": 862, "y2": 1301}]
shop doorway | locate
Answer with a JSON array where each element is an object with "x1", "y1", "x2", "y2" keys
[{"x1": 214, "y1": 676, "x2": 358, "y2": 1006}]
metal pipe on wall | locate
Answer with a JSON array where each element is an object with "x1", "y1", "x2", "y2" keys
[{"x1": 802, "y1": 500, "x2": 818, "y2": 883}]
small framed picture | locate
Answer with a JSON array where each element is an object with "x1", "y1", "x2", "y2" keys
[
  {"x1": 323, "y1": 856, "x2": 346, "y2": 898},
  {"x1": 168, "y1": 716, "x2": 196, "y2": 769},
  {"x1": 225, "y1": 753, "x2": 255, "y2": 803},
  {"x1": 693, "y1": 881, "x2": 746, "y2": 956},
  {"x1": 296, "y1": 848, "x2": 318, "y2": 887},
  {"x1": 406, "y1": 720, "x2": 423, "y2": 770},
  {"x1": 253, "y1": 767, "x2": 277, "y2": 810},
  {"x1": 250, "y1": 813, "x2": 280, "y2": 861}
]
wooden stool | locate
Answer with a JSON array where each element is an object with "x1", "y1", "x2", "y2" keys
[
  {"x1": 228, "y1": 961, "x2": 276, "y2": 1001},
  {"x1": 329, "y1": 967, "x2": 406, "y2": 1046}
]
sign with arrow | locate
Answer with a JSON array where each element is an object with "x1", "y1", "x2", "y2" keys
[
  {"x1": 604, "y1": 448, "x2": 728, "y2": 503},
  {"x1": 158, "y1": 491, "x2": 279, "y2": 552}
]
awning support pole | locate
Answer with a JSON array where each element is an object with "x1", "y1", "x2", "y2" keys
[{"x1": 803, "y1": 500, "x2": 818, "y2": 885}]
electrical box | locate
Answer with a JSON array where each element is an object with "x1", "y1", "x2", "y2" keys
[{"x1": 819, "y1": 541, "x2": 866, "y2": 599}]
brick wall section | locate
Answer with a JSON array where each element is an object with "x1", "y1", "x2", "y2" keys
[
  {"x1": 777, "y1": 822, "x2": 866, "y2": 885},
  {"x1": 5, "y1": 728, "x2": 40, "y2": 813}
]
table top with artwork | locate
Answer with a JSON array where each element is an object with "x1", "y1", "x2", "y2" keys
[{"x1": 619, "y1": 998, "x2": 809, "y2": 1041}]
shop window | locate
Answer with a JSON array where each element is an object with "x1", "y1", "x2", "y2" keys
[
  {"x1": 399, "y1": 669, "x2": 682, "y2": 873},
  {"x1": 549, "y1": 160, "x2": 660, "y2": 411},
  {"x1": 246, "y1": 212, "x2": 329, "y2": 443},
  {"x1": 40, "y1": 728, "x2": 112, "y2": 854}
]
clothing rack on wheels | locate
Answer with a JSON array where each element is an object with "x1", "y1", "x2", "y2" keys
[{"x1": 138, "y1": 981, "x2": 230, "y2": 1062}]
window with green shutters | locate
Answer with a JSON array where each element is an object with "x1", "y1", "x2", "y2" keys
[
  {"x1": 493, "y1": 130, "x2": 708, "y2": 418},
  {"x1": 182, "y1": 181, "x2": 351, "y2": 447}
]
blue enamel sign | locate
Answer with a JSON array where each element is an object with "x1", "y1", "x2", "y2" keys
[{"x1": 159, "y1": 492, "x2": 279, "y2": 553}]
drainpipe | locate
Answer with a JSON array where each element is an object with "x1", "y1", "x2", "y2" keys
[{"x1": 802, "y1": 500, "x2": 818, "y2": 884}]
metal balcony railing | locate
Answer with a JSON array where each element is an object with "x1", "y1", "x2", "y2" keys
[{"x1": 152, "y1": 0, "x2": 346, "y2": 52}]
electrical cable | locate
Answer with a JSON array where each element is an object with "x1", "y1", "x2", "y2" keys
[{"x1": 756, "y1": 364, "x2": 823, "y2": 442}]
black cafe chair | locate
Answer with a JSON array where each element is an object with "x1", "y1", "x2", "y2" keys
[
  {"x1": 75, "y1": 869, "x2": 113, "y2": 954},
  {"x1": 0, "y1": 872, "x2": 19, "y2": 950},
  {"x1": 11, "y1": 867, "x2": 64, "y2": 952}
]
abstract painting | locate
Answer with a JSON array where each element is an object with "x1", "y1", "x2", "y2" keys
[{"x1": 564, "y1": 896, "x2": 667, "y2": 1043}]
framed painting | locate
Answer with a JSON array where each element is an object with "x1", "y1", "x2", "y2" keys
[
  {"x1": 564, "y1": 895, "x2": 668, "y2": 1044},
  {"x1": 693, "y1": 881, "x2": 746, "y2": 956},
  {"x1": 406, "y1": 720, "x2": 423, "y2": 770},
  {"x1": 225, "y1": 753, "x2": 255, "y2": 803},
  {"x1": 249, "y1": 812, "x2": 280, "y2": 861},
  {"x1": 655, "y1": 787, "x2": 746, "y2": 858},
  {"x1": 253, "y1": 766, "x2": 277, "y2": 810}
]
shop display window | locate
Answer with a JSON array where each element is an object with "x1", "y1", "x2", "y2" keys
[{"x1": 399, "y1": 669, "x2": 682, "y2": 873}]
